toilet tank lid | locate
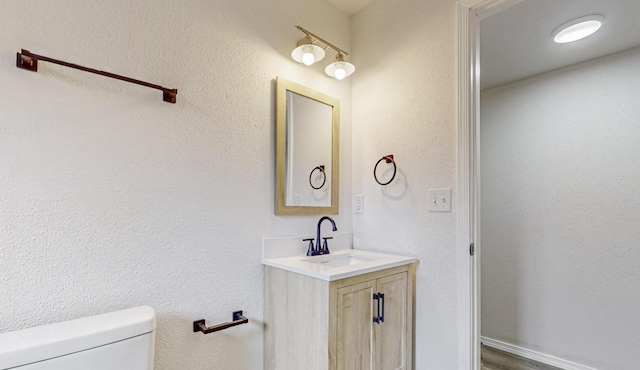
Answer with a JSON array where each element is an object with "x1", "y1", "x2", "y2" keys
[{"x1": 0, "y1": 306, "x2": 156, "y2": 369}]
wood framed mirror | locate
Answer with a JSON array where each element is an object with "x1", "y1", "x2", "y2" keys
[{"x1": 275, "y1": 77, "x2": 339, "y2": 215}]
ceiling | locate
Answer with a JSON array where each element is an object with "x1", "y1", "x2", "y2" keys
[
  {"x1": 326, "y1": 0, "x2": 376, "y2": 15},
  {"x1": 327, "y1": 0, "x2": 640, "y2": 88},
  {"x1": 481, "y1": 0, "x2": 640, "y2": 90}
]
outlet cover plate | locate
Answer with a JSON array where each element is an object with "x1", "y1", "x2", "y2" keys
[
  {"x1": 355, "y1": 195, "x2": 364, "y2": 214},
  {"x1": 428, "y1": 188, "x2": 452, "y2": 212}
]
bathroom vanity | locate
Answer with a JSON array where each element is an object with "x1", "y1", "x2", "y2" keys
[{"x1": 263, "y1": 243, "x2": 417, "y2": 370}]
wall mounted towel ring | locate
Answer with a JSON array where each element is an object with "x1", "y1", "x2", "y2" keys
[
  {"x1": 309, "y1": 165, "x2": 327, "y2": 189},
  {"x1": 374, "y1": 155, "x2": 397, "y2": 186}
]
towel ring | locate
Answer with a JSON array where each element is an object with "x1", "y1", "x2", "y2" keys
[
  {"x1": 309, "y1": 165, "x2": 327, "y2": 190},
  {"x1": 374, "y1": 155, "x2": 396, "y2": 186}
]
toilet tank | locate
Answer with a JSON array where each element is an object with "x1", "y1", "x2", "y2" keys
[{"x1": 0, "y1": 306, "x2": 156, "y2": 370}]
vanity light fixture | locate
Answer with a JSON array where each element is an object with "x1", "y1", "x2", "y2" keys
[
  {"x1": 292, "y1": 25, "x2": 355, "y2": 80},
  {"x1": 291, "y1": 35, "x2": 325, "y2": 66},
  {"x1": 553, "y1": 15, "x2": 604, "y2": 44},
  {"x1": 325, "y1": 53, "x2": 356, "y2": 80}
]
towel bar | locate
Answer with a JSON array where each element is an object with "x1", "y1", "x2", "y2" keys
[{"x1": 193, "y1": 311, "x2": 249, "y2": 334}]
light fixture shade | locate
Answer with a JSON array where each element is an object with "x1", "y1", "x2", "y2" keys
[
  {"x1": 553, "y1": 15, "x2": 604, "y2": 44},
  {"x1": 291, "y1": 37, "x2": 325, "y2": 66},
  {"x1": 325, "y1": 55, "x2": 355, "y2": 80}
]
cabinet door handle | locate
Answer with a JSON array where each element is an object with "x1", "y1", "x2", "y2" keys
[
  {"x1": 379, "y1": 293, "x2": 385, "y2": 323},
  {"x1": 373, "y1": 293, "x2": 381, "y2": 324}
]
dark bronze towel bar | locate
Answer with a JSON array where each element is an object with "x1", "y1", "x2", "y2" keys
[
  {"x1": 16, "y1": 49, "x2": 178, "y2": 104},
  {"x1": 193, "y1": 311, "x2": 249, "y2": 334}
]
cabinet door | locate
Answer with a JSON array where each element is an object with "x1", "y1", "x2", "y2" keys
[
  {"x1": 336, "y1": 279, "x2": 377, "y2": 370},
  {"x1": 375, "y1": 272, "x2": 408, "y2": 370}
]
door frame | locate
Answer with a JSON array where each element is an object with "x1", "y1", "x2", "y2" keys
[{"x1": 456, "y1": 1, "x2": 524, "y2": 369}]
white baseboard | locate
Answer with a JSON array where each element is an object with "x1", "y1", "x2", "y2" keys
[{"x1": 481, "y1": 337, "x2": 599, "y2": 370}]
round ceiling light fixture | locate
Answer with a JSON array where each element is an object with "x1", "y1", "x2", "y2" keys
[{"x1": 553, "y1": 15, "x2": 604, "y2": 44}]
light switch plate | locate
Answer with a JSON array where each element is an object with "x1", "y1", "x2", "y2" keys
[{"x1": 428, "y1": 188, "x2": 452, "y2": 212}]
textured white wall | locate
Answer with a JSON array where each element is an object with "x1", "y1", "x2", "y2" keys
[
  {"x1": 352, "y1": 0, "x2": 459, "y2": 368},
  {"x1": 481, "y1": 47, "x2": 640, "y2": 369},
  {"x1": 0, "y1": 1, "x2": 352, "y2": 369}
]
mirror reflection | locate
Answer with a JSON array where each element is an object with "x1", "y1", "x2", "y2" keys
[
  {"x1": 276, "y1": 77, "x2": 339, "y2": 215},
  {"x1": 286, "y1": 91, "x2": 332, "y2": 207}
]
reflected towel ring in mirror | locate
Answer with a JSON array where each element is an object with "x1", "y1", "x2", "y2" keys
[
  {"x1": 374, "y1": 155, "x2": 397, "y2": 186},
  {"x1": 309, "y1": 165, "x2": 327, "y2": 190}
]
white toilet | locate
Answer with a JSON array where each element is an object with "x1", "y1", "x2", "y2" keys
[{"x1": 0, "y1": 306, "x2": 156, "y2": 370}]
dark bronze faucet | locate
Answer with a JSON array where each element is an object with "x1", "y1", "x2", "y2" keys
[{"x1": 304, "y1": 216, "x2": 337, "y2": 256}]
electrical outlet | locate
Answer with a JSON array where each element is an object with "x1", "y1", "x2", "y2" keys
[
  {"x1": 355, "y1": 195, "x2": 364, "y2": 214},
  {"x1": 293, "y1": 195, "x2": 302, "y2": 205},
  {"x1": 428, "y1": 188, "x2": 452, "y2": 212}
]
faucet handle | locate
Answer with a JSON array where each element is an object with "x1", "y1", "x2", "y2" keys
[
  {"x1": 303, "y1": 238, "x2": 315, "y2": 256},
  {"x1": 321, "y1": 237, "x2": 333, "y2": 253}
]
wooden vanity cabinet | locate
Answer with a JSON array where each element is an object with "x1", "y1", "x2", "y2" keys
[{"x1": 265, "y1": 263, "x2": 416, "y2": 370}]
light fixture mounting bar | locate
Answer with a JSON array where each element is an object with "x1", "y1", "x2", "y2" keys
[{"x1": 295, "y1": 25, "x2": 349, "y2": 56}]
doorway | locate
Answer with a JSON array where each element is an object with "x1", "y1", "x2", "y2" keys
[{"x1": 459, "y1": 1, "x2": 640, "y2": 369}]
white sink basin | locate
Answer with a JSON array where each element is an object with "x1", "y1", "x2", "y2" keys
[
  {"x1": 262, "y1": 247, "x2": 417, "y2": 281},
  {"x1": 302, "y1": 253, "x2": 380, "y2": 268}
]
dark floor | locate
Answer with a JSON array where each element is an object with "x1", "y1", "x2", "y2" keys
[{"x1": 482, "y1": 345, "x2": 562, "y2": 370}]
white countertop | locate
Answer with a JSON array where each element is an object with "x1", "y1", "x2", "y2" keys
[{"x1": 262, "y1": 234, "x2": 417, "y2": 281}]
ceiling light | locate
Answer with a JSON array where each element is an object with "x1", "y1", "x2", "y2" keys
[
  {"x1": 553, "y1": 15, "x2": 604, "y2": 44},
  {"x1": 292, "y1": 25, "x2": 355, "y2": 80},
  {"x1": 291, "y1": 36, "x2": 325, "y2": 66},
  {"x1": 325, "y1": 53, "x2": 355, "y2": 80}
]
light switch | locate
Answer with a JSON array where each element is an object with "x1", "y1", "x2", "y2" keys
[{"x1": 428, "y1": 188, "x2": 452, "y2": 212}]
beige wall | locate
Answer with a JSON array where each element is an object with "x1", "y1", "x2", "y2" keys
[
  {"x1": 1, "y1": 0, "x2": 468, "y2": 368},
  {"x1": 352, "y1": 0, "x2": 460, "y2": 368},
  {"x1": 0, "y1": 1, "x2": 352, "y2": 369}
]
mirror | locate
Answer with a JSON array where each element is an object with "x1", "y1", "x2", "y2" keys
[{"x1": 276, "y1": 77, "x2": 339, "y2": 215}]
